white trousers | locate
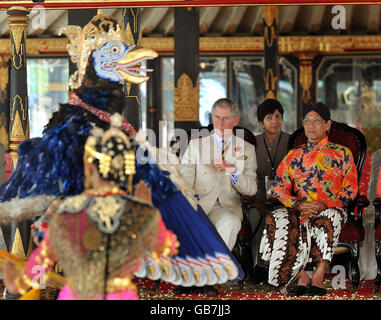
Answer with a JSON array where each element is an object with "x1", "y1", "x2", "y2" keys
[{"x1": 208, "y1": 201, "x2": 241, "y2": 251}]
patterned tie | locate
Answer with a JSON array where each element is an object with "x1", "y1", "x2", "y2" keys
[{"x1": 221, "y1": 140, "x2": 226, "y2": 160}]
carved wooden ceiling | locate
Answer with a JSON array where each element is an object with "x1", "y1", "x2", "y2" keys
[{"x1": 0, "y1": 5, "x2": 379, "y2": 38}]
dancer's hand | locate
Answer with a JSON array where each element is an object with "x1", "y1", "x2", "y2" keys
[
  {"x1": 3, "y1": 259, "x2": 19, "y2": 294},
  {"x1": 134, "y1": 180, "x2": 152, "y2": 204}
]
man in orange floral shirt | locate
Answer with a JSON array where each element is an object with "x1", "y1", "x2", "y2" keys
[{"x1": 259, "y1": 101, "x2": 358, "y2": 297}]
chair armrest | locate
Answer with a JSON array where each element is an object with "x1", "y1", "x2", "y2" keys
[
  {"x1": 351, "y1": 195, "x2": 369, "y2": 230},
  {"x1": 241, "y1": 195, "x2": 257, "y2": 213},
  {"x1": 374, "y1": 197, "x2": 381, "y2": 229},
  {"x1": 242, "y1": 196, "x2": 282, "y2": 214},
  {"x1": 356, "y1": 195, "x2": 370, "y2": 208}
]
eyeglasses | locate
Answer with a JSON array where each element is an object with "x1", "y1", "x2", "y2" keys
[{"x1": 303, "y1": 118, "x2": 323, "y2": 125}]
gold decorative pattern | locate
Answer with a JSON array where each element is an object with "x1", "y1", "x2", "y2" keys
[
  {"x1": 11, "y1": 227, "x2": 26, "y2": 258},
  {"x1": 0, "y1": 35, "x2": 377, "y2": 56},
  {"x1": 10, "y1": 143, "x2": 18, "y2": 169},
  {"x1": 263, "y1": 6, "x2": 278, "y2": 48},
  {"x1": 124, "y1": 23, "x2": 136, "y2": 47},
  {"x1": 262, "y1": 6, "x2": 278, "y2": 27},
  {"x1": 9, "y1": 24, "x2": 27, "y2": 57},
  {"x1": 144, "y1": 35, "x2": 381, "y2": 54},
  {"x1": 264, "y1": 68, "x2": 278, "y2": 100},
  {"x1": 174, "y1": 73, "x2": 199, "y2": 122},
  {"x1": 10, "y1": 109, "x2": 26, "y2": 141},
  {"x1": 264, "y1": 25, "x2": 277, "y2": 48},
  {"x1": 297, "y1": 52, "x2": 316, "y2": 104}
]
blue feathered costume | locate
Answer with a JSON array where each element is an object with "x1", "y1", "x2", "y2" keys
[{"x1": 0, "y1": 12, "x2": 244, "y2": 287}]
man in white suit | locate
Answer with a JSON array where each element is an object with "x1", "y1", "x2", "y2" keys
[{"x1": 181, "y1": 98, "x2": 257, "y2": 251}]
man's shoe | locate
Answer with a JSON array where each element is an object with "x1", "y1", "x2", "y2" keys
[
  {"x1": 288, "y1": 285, "x2": 308, "y2": 297},
  {"x1": 304, "y1": 285, "x2": 326, "y2": 296},
  {"x1": 252, "y1": 265, "x2": 268, "y2": 284},
  {"x1": 173, "y1": 286, "x2": 197, "y2": 295},
  {"x1": 199, "y1": 285, "x2": 218, "y2": 297}
]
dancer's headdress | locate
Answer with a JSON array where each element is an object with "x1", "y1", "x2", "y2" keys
[{"x1": 84, "y1": 113, "x2": 135, "y2": 192}]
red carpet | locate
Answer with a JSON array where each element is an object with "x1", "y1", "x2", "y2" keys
[
  {"x1": 134, "y1": 276, "x2": 381, "y2": 300},
  {"x1": 0, "y1": 277, "x2": 379, "y2": 300}
]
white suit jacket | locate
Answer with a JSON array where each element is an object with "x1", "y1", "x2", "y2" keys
[{"x1": 181, "y1": 133, "x2": 257, "y2": 219}]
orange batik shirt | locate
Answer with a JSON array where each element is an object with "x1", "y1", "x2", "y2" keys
[{"x1": 271, "y1": 136, "x2": 358, "y2": 209}]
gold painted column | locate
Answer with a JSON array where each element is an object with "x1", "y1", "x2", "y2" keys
[
  {"x1": 123, "y1": 8, "x2": 142, "y2": 131},
  {"x1": 263, "y1": 6, "x2": 279, "y2": 100},
  {"x1": 8, "y1": 6, "x2": 29, "y2": 171},
  {"x1": 0, "y1": 54, "x2": 11, "y2": 264},
  {"x1": 174, "y1": 7, "x2": 200, "y2": 132},
  {"x1": 4, "y1": 6, "x2": 32, "y2": 300},
  {"x1": 7, "y1": 6, "x2": 31, "y2": 262}
]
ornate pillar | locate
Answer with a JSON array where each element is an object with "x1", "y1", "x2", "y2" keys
[
  {"x1": 263, "y1": 6, "x2": 279, "y2": 100},
  {"x1": 8, "y1": 6, "x2": 29, "y2": 171},
  {"x1": 146, "y1": 58, "x2": 161, "y2": 147},
  {"x1": 5, "y1": 6, "x2": 30, "y2": 299},
  {"x1": 0, "y1": 53, "x2": 10, "y2": 257},
  {"x1": 123, "y1": 8, "x2": 142, "y2": 131},
  {"x1": 297, "y1": 51, "x2": 317, "y2": 127},
  {"x1": 174, "y1": 7, "x2": 199, "y2": 133},
  {"x1": 0, "y1": 55, "x2": 10, "y2": 152}
]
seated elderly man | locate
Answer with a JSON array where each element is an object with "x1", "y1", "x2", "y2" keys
[{"x1": 259, "y1": 101, "x2": 358, "y2": 297}]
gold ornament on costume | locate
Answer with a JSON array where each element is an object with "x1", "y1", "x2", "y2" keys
[
  {"x1": 87, "y1": 195, "x2": 126, "y2": 234},
  {"x1": 84, "y1": 113, "x2": 135, "y2": 194}
]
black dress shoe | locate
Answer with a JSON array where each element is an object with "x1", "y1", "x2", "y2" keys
[
  {"x1": 199, "y1": 285, "x2": 218, "y2": 297},
  {"x1": 305, "y1": 285, "x2": 326, "y2": 296},
  {"x1": 252, "y1": 265, "x2": 269, "y2": 284},
  {"x1": 173, "y1": 286, "x2": 198, "y2": 295},
  {"x1": 288, "y1": 285, "x2": 308, "y2": 297}
]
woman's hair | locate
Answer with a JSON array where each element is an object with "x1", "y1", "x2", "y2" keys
[
  {"x1": 211, "y1": 98, "x2": 240, "y2": 118},
  {"x1": 257, "y1": 99, "x2": 284, "y2": 123}
]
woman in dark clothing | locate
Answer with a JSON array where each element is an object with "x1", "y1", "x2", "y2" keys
[{"x1": 248, "y1": 99, "x2": 290, "y2": 283}]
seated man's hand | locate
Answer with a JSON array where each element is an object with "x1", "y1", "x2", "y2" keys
[
  {"x1": 295, "y1": 201, "x2": 327, "y2": 221},
  {"x1": 212, "y1": 159, "x2": 237, "y2": 174},
  {"x1": 3, "y1": 259, "x2": 20, "y2": 294}
]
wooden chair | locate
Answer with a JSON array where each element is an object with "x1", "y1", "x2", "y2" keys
[
  {"x1": 287, "y1": 120, "x2": 369, "y2": 290},
  {"x1": 185, "y1": 124, "x2": 257, "y2": 288}
]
